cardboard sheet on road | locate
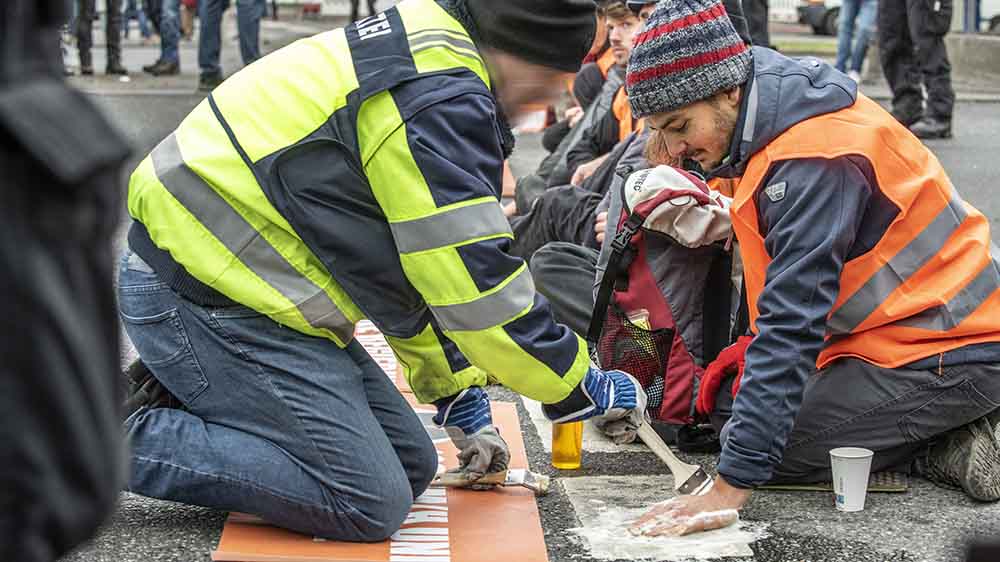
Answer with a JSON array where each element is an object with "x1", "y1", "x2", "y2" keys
[{"x1": 212, "y1": 324, "x2": 546, "y2": 562}]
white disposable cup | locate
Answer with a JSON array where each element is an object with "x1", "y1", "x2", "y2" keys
[{"x1": 829, "y1": 447, "x2": 874, "y2": 512}]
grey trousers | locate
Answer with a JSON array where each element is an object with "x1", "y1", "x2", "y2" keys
[
  {"x1": 712, "y1": 358, "x2": 1000, "y2": 483},
  {"x1": 530, "y1": 242, "x2": 599, "y2": 337}
]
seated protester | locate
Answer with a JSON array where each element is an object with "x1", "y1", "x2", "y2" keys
[
  {"x1": 539, "y1": 62, "x2": 606, "y2": 154},
  {"x1": 565, "y1": 0, "x2": 750, "y2": 189},
  {"x1": 624, "y1": 0, "x2": 1000, "y2": 533},
  {"x1": 511, "y1": 127, "x2": 650, "y2": 262},
  {"x1": 513, "y1": 0, "x2": 652, "y2": 213}
]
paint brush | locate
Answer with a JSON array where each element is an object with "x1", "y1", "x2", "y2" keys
[
  {"x1": 636, "y1": 422, "x2": 713, "y2": 495},
  {"x1": 432, "y1": 468, "x2": 551, "y2": 496}
]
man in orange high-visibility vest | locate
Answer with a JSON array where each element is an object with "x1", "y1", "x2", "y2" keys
[{"x1": 622, "y1": 0, "x2": 1000, "y2": 534}]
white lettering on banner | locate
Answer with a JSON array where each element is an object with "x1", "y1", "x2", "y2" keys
[
  {"x1": 391, "y1": 543, "x2": 450, "y2": 555},
  {"x1": 390, "y1": 488, "x2": 451, "y2": 562},
  {"x1": 405, "y1": 510, "x2": 448, "y2": 524},
  {"x1": 357, "y1": 12, "x2": 392, "y2": 40}
]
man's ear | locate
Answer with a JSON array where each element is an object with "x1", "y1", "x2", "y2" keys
[{"x1": 723, "y1": 86, "x2": 742, "y2": 110}]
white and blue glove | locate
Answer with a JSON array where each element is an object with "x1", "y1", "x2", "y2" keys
[
  {"x1": 543, "y1": 367, "x2": 649, "y2": 444},
  {"x1": 434, "y1": 387, "x2": 510, "y2": 484}
]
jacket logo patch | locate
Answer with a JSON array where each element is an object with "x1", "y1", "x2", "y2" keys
[
  {"x1": 764, "y1": 181, "x2": 787, "y2": 202},
  {"x1": 357, "y1": 12, "x2": 392, "y2": 40}
]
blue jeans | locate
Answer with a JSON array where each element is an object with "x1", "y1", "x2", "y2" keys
[
  {"x1": 835, "y1": 0, "x2": 877, "y2": 73},
  {"x1": 118, "y1": 250, "x2": 437, "y2": 540},
  {"x1": 123, "y1": 0, "x2": 151, "y2": 38},
  {"x1": 160, "y1": 0, "x2": 182, "y2": 63},
  {"x1": 198, "y1": 0, "x2": 266, "y2": 75}
]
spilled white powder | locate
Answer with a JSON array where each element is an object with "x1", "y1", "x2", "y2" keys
[{"x1": 567, "y1": 503, "x2": 769, "y2": 560}]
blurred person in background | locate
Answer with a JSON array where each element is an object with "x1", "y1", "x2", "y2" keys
[
  {"x1": 351, "y1": 0, "x2": 378, "y2": 22},
  {"x1": 878, "y1": 0, "x2": 955, "y2": 139},
  {"x1": 76, "y1": 0, "x2": 129, "y2": 75},
  {"x1": 835, "y1": 0, "x2": 876, "y2": 82},
  {"x1": 181, "y1": 0, "x2": 198, "y2": 41},
  {"x1": 142, "y1": 0, "x2": 182, "y2": 75},
  {"x1": 123, "y1": 0, "x2": 157, "y2": 44},
  {"x1": 197, "y1": 0, "x2": 267, "y2": 91},
  {"x1": 0, "y1": 1, "x2": 130, "y2": 560},
  {"x1": 742, "y1": 0, "x2": 770, "y2": 48}
]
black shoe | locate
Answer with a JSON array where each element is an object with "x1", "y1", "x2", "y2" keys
[
  {"x1": 122, "y1": 358, "x2": 181, "y2": 421},
  {"x1": 106, "y1": 60, "x2": 129, "y2": 76},
  {"x1": 142, "y1": 59, "x2": 162, "y2": 73},
  {"x1": 198, "y1": 72, "x2": 224, "y2": 92},
  {"x1": 149, "y1": 59, "x2": 180, "y2": 76},
  {"x1": 80, "y1": 65, "x2": 94, "y2": 76},
  {"x1": 920, "y1": 416, "x2": 1000, "y2": 501},
  {"x1": 910, "y1": 117, "x2": 953, "y2": 139},
  {"x1": 891, "y1": 108, "x2": 923, "y2": 128}
]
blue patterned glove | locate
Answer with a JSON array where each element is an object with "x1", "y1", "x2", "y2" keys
[
  {"x1": 543, "y1": 367, "x2": 649, "y2": 444},
  {"x1": 434, "y1": 387, "x2": 510, "y2": 482}
]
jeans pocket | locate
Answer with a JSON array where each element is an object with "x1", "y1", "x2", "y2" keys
[
  {"x1": 120, "y1": 306, "x2": 210, "y2": 405},
  {"x1": 898, "y1": 377, "x2": 999, "y2": 443}
]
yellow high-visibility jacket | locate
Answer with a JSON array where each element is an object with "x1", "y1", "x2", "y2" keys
[{"x1": 126, "y1": 0, "x2": 590, "y2": 404}]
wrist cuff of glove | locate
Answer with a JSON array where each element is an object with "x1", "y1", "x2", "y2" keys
[
  {"x1": 541, "y1": 382, "x2": 596, "y2": 423},
  {"x1": 433, "y1": 387, "x2": 492, "y2": 435},
  {"x1": 543, "y1": 367, "x2": 627, "y2": 423}
]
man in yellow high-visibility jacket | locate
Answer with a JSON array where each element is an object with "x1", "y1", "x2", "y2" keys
[{"x1": 120, "y1": 0, "x2": 647, "y2": 541}]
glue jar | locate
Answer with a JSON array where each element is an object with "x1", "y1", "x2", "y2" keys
[{"x1": 551, "y1": 421, "x2": 583, "y2": 469}]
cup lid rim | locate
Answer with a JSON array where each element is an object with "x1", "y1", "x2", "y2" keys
[{"x1": 829, "y1": 447, "x2": 875, "y2": 458}]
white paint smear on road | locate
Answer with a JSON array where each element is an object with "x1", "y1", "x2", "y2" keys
[
  {"x1": 563, "y1": 476, "x2": 769, "y2": 561},
  {"x1": 568, "y1": 504, "x2": 768, "y2": 560}
]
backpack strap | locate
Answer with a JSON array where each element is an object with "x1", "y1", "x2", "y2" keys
[{"x1": 586, "y1": 210, "x2": 645, "y2": 348}]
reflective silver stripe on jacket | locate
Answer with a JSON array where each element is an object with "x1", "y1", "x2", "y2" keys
[
  {"x1": 408, "y1": 28, "x2": 479, "y2": 59},
  {"x1": 827, "y1": 194, "x2": 969, "y2": 335},
  {"x1": 896, "y1": 245, "x2": 1000, "y2": 331},
  {"x1": 390, "y1": 200, "x2": 511, "y2": 254},
  {"x1": 431, "y1": 266, "x2": 535, "y2": 332},
  {"x1": 151, "y1": 133, "x2": 355, "y2": 344}
]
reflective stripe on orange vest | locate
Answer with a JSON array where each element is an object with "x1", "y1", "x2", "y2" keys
[{"x1": 731, "y1": 93, "x2": 1000, "y2": 369}]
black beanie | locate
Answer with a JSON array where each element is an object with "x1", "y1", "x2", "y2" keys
[{"x1": 462, "y1": 0, "x2": 597, "y2": 73}]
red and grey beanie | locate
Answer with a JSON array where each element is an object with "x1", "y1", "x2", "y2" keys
[{"x1": 625, "y1": 0, "x2": 752, "y2": 118}]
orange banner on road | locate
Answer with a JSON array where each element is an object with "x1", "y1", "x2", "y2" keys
[{"x1": 211, "y1": 400, "x2": 547, "y2": 562}]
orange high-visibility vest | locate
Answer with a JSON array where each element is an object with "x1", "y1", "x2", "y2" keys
[
  {"x1": 612, "y1": 87, "x2": 644, "y2": 142},
  {"x1": 731, "y1": 93, "x2": 1000, "y2": 369},
  {"x1": 597, "y1": 49, "x2": 616, "y2": 78}
]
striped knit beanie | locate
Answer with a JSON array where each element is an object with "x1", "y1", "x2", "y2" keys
[{"x1": 626, "y1": 0, "x2": 752, "y2": 118}]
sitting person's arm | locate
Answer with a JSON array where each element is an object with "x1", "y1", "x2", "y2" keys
[
  {"x1": 571, "y1": 153, "x2": 610, "y2": 186},
  {"x1": 566, "y1": 108, "x2": 620, "y2": 179},
  {"x1": 541, "y1": 107, "x2": 584, "y2": 153}
]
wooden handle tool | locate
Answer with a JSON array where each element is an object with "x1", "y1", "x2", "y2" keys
[
  {"x1": 432, "y1": 468, "x2": 550, "y2": 496},
  {"x1": 636, "y1": 422, "x2": 713, "y2": 496}
]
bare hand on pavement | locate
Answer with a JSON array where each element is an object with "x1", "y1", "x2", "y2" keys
[{"x1": 628, "y1": 477, "x2": 750, "y2": 536}]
